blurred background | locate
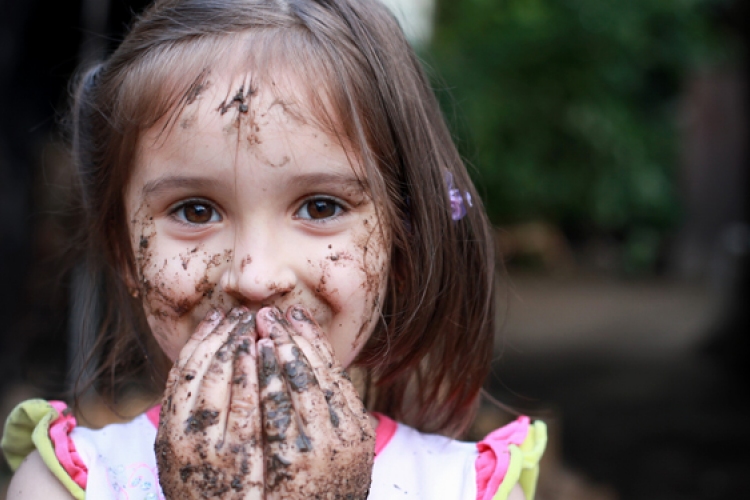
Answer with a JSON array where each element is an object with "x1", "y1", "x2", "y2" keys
[{"x1": 0, "y1": 0, "x2": 747, "y2": 499}]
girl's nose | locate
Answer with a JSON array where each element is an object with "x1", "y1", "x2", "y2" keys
[{"x1": 220, "y1": 234, "x2": 297, "y2": 305}]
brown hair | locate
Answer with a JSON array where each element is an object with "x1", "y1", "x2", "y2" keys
[{"x1": 71, "y1": 0, "x2": 495, "y2": 437}]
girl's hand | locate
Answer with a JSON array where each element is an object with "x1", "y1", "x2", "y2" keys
[
  {"x1": 155, "y1": 308, "x2": 264, "y2": 499},
  {"x1": 256, "y1": 305, "x2": 375, "y2": 499},
  {"x1": 154, "y1": 306, "x2": 375, "y2": 499}
]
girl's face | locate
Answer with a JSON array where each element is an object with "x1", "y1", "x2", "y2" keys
[{"x1": 124, "y1": 69, "x2": 389, "y2": 368}]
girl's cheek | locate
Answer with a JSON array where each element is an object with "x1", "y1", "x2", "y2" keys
[
  {"x1": 139, "y1": 243, "x2": 233, "y2": 318},
  {"x1": 131, "y1": 218, "x2": 233, "y2": 356},
  {"x1": 321, "y1": 223, "x2": 389, "y2": 363},
  {"x1": 141, "y1": 245, "x2": 234, "y2": 360}
]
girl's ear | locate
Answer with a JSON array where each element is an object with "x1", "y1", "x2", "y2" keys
[
  {"x1": 124, "y1": 277, "x2": 140, "y2": 298},
  {"x1": 124, "y1": 275, "x2": 140, "y2": 298}
]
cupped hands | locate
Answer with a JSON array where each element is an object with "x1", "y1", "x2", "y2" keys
[{"x1": 155, "y1": 305, "x2": 375, "y2": 499}]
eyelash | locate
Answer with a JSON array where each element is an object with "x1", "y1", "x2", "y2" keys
[
  {"x1": 295, "y1": 196, "x2": 348, "y2": 223},
  {"x1": 168, "y1": 198, "x2": 222, "y2": 226},
  {"x1": 166, "y1": 196, "x2": 348, "y2": 226}
]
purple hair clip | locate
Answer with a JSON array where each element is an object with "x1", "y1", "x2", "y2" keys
[{"x1": 445, "y1": 171, "x2": 472, "y2": 221}]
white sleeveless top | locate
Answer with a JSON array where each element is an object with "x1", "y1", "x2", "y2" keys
[
  {"x1": 2, "y1": 400, "x2": 546, "y2": 500},
  {"x1": 70, "y1": 413, "x2": 476, "y2": 499}
]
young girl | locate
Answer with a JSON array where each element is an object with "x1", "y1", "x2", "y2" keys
[{"x1": 2, "y1": 0, "x2": 546, "y2": 498}]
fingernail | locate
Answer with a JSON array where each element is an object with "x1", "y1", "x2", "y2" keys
[
  {"x1": 207, "y1": 308, "x2": 222, "y2": 322},
  {"x1": 236, "y1": 311, "x2": 256, "y2": 331},
  {"x1": 262, "y1": 307, "x2": 281, "y2": 322},
  {"x1": 266, "y1": 307, "x2": 284, "y2": 322},
  {"x1": 290, "y1": 306, "x2": 307, "y2": 322},
  {"x1": 228, "y1": 306, "x2": 248, "y2": 320}
]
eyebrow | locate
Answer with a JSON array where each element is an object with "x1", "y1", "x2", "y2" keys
[
  {"x1": 142, "y1": 175, "x2": 225, "y2": 198},
  {"x1": 141, "y1": 170, "x2": 370, "y2": 201},
  {"x1": 284, "y1": 171, "x2": 369, "y2": 191}
]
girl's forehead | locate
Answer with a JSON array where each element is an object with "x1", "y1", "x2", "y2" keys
[
  {"x1": 189, "y1": 71, "x2": 305, "y2": 128},
  {"x1": 135, "y1": 63, "x2": 362, "y2": 179},
  {"x1": 148, "y1": 57, "x2": 348, "y2": 149}
]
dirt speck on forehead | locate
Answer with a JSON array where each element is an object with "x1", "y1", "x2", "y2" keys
[
  {"x1": 217, "y1": 83, "x2": 254, "y2": 116},
  {"x1": 186, "y1": 76, "x2": 210, "y2": 106}
]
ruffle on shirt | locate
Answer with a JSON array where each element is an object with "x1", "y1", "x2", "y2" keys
[
  {"x1": 475, "y1": 416, "x2": 547, "y2": 500},
  {"x1": 2, "y1": 399, "x2": 86, "y2": 500}
]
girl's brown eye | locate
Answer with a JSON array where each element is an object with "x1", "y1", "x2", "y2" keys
[
  {"x1": 298, "y1": 198, "x2": 343, "y2": 220},
  {"x1": 185, "y1": 204, "x2": 212, "y2": 223},
  {"x1": 174, "y1": 201, "x2": 221, "y2": 225}
]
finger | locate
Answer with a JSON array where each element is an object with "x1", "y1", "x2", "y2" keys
[
  {"x1": 287, "y1": 305, "x2": 337, "y2": 369},
  {"x1": 191, "y1": 311, "x2": 258, "y2": 439},
  {"x1": 277, "y1": 332, "x2": 351, "y2": 440},
  {"x1": 162, "y1": 308, "x2": 230, "y2": 422},
  {"x1": 223, "y1": 333, "x2": 264, "y2": 499},
  {"x1": 258, "y1": 309, "x2": 330, "y2": 439},
  {"x1": 165, "y1": 308, "x2": 245, "y2": 430},
  {"x1": 259, "y1": 308, "x2": 319, "y2": 393},
  {"x1": 258, "y1": 337, "x2": 303, "y2": 495},
  {"x1": 287, "y1": 306, "x2": 369, "y2": 425},
  {"x1": 163, "y1": 308, "x2": 224, "y2": 397},
  {"x1": 175, "y1": 308, "x2": 225, "y2": 371}
]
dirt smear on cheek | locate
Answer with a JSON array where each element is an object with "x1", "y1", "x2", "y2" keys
[
  {"x1": 353, "y1": 217, "x2": 389, "y2": 350},
  {"x1": 133, "y1": 207, "x2": 233, "y2": 320},
  {"x1": 311, "y1": 220, "x2": 387, "y2": 354},
  {"x1": 193, "y1": 249, "x2": 233, "y2": 303},
  {"x1": 313, "y1": 252, "x2": 352, "y2": 314}
]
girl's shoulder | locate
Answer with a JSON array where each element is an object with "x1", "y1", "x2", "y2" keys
[
  {"x1": 474, "y1": 416, "x2": 547, "y2": 500},
  {"x1": 6, "y1": 449, "x2": 77, "y2": 500},
  {"x1": 2, "y1": 399, "x2": 161, "y2": 500},
  {"x1": 371, "y1": 413, "x2": 547, "y2": 500},
  {"x1": 2, "y1": 400, "x2": 85, "y2": 499}
]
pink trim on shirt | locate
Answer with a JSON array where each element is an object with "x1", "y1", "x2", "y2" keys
[
  {"x1": 146, "y1": 405, "x2": 161, "y2": 428},
  {"x1": 48, "y1": 401, "x2": 88, "y2": 490},
  {"x1": 474, "y1": 416, "x2": 530, "y2": 500},
  {"x1": 370, "y1": 412, "x2": 397, "y2": 457}
]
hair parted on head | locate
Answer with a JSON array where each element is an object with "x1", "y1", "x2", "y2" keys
[{"x1": 68, "y1": 0, "x2": 497, "y2": 437}]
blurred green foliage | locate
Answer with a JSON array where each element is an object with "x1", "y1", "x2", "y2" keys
[{"x1": 427, "y1": 0, "x2": 735, "y2": 271}]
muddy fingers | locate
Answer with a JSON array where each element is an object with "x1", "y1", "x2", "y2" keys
[
  {"x1": 289, "y1": 305, "x2": 337, "y2": 369},
  {"x1": 224, "y1": 332, "x2": 264, "y2": 500},
  {"x1": 157, "y1": 308, "x2": 265, "y2": 500},
  {"x1": 258, "y1": 338, "x2": 303, "y2": 496},
  {"x1": 287, "y1": 306, "x2": 373, "y2": 438},
  {"x1": 162, "y1": 309, "x2": 241, "y2": 431},
  {"x1": 163, "y1": 308, "x2": 224, "y2": 412},
  {"x1": 253, "y1": 306, "x2": 375, "y2": 499}
]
